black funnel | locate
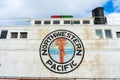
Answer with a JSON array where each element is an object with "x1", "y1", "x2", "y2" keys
[{"x1": 92, "y1": 7, "x2": 107, "y2": 24}]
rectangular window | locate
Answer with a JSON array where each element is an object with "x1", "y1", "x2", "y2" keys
[
  {"x1": 20, "y1": 32, "x2": 27, "y2": 38},
  {"x1": 105, "y1": 30, "x2": 112, "y2": 38},
  {"x1": 95, "y1": 29, "x2": 103, "y2": 39},
  {"x1": 11, "y1": 32, "x2": 18, "y2": 38},
  {"x1": 64, "y1": 20, "x2": 71, "y2": 24},
  {"x1": 35, "y1": 20, "x2": 41, "y2": 24},
  {"x1": 44, "y1": 20, "x2": 51, "y2": 24},
  {"x1": 83, "y1": 20, "x2": 90, "y2": 24},
  {"x1": 73, "y1": 21, "x2": 80, "y2": 24},
  {"x1": 116, "y1": 32, "x2": 120, "y2": 38},
  {"x1": 0, "y1": 30, "x2": 8, "y2": 39},
  {"x1": 53, "y1": 20, "x2": 60, "y2": 24}
]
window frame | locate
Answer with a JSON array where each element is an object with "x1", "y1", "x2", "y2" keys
[
  {"x1": 44, "y1": 20, "x2": 51, "y2": 24},
  {"x1": 105, "y1": 29, "x2": 112, "y2": 39},
  {"x1": 83, "y1": 20, "x2": 90, "y2": 24},
  {"x1": 0, "y1": 30, "x2": 8, "y2": 39},
  {"x1": 53, "y1": 20, "x2": 60, "y2": 24},
  {"x1": 11, "y1": 32, "x2": 18, "y2": 39},
  {"x1": 20, "y1": 32, "x2": 28, "y2": 39},
  {"x1": 73, "y1": 20, "x2": 80, "y2": 24},
  {"x1": 95, "y1": 29, "x2": 103, "y2": 39},
  {"x1": 35, "y1": 20, "x2": 41, "y2": 24},
  {"x1": 116, "y1": 32, "x2": 120, "y2": 38},
  {"x1": 64, "y1": 20, "x2": 71, "y2": 24}
]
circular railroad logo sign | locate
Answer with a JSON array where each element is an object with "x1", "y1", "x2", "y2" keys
[{"x1": 39, "y1": 29, "x2": 84, "y2": 74}]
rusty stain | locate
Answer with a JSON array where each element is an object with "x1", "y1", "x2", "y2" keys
[
  {"x1": 82, "y1": 53, "x2": 105, "y2": 78},
  {"x1": 87, "y1": 40, "x2": 104, "y2": 49},
  {"x1": 38, "y1": 29, "x2": 50, "y2": 39},
  {"x1": 94, "y1": 53, "x2": 105, "y2": 78},
  {"x1": 94, "y1": 53, "x2": 100, "y2": 69},
  {"x1": 91, "y1": 53, "x2": 101, "y2": 77},
  {"x1": 95, "y1": 41, "x2": 103, "y2": 48},
  {"x1": 84, "y1": 27, "x2": 92, "y2": 39},
  {"x1": 89, "y1": 59, "x2": 96, "y2": 71},
  {"x1": 95, "y1": 40, "x2": 103, "y2": 49}
]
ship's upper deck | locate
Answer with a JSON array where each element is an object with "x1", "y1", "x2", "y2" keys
[{"x1": 31, "y1": 17, "x2": 94, "y2": 26}]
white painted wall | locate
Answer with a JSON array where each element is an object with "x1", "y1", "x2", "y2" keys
[{"x1": 0, "y1": 25, "x2": 120, "y2": 78}]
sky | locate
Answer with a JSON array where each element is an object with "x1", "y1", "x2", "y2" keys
[{"x1": 0, "y1": 0, "x2": 120, "y2": 25}]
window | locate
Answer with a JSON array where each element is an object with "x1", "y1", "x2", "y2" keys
[
  {"x1": 20, "y1": 32, "x2": 27, "y2": 38},
  {"x1": 35, "y1": 20, "x2": 41, "y2": 24},
  {"x1": 83, "y1": 20, "x2": 90, "y2": 24},
  {"x1": 64, "y1": 20, "x2": 71, "y2": 24},
  {"x1": 73, "y1": 21, "x2": 80, "y2": 24},
  {"x1": 11, "y1": 32, "x2": 18, "y2": 38},
  {"x1": 95, "y1": 29, "x2": 103, "y2": 39},
  {"x1": 53, "y1": 20, "x2": 60, "y2": 24},
  {"x1": 0, "y1": 30, "x2": 8, "y2": 39},
  {"x1": 116, "y1": 32, "x2": 120, "y2": 38},
  {"x1": 44, "y1": 20, "x2": 51, "y2": 24},
  {"x1": 105, "y1": 30, "x2": 112, "y2": 38}
]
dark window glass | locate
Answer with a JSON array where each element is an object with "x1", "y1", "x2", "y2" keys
[
  {"x1": 64, "y1": 20, "x2": 71, "y2": 24},
  {"x1": 116, "y1": 32, "x2": 120, "y2": 38},
  {"x1": 35, "y1": 21, "x2": 41, "y2": 24},
  {"x1": 11, "y1": 32, "x2": 18, "y2": 38},
  {"x1": 44, "y1": 20, "x2": 51, "y2": 24},
  {"x1": 20, "y1": 32, "x2": 27, "y2": 38},
  {"x1": 83, "y1": 20, "x2": 90, "y2": 24},
  {"x1": 0, "y1": 30, "x2": 8, "y2": 39},
  {"x1": 73, "y1": 21, "x2": 80, "y2": 24},
  {"x1": 95, "y1": 29, "x2": 103, "y2": 39},
  {"x1": 105, "y1": 30, "x2": 112, "y2": 38},
  {"x1": 53, "y1": 21, "x2": 60, "y2": 24}
]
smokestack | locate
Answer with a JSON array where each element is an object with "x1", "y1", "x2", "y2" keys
[{"x1": 92, "y1": 7, "x2": 107, "y2": 24}]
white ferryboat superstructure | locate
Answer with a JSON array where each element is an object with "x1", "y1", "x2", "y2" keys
[{"x1": 0, "y1": 7, "x2": 120, "y2": 80}]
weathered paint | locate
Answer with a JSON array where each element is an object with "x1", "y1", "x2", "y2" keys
[{"x1": 0, "y1": 24, "x2": 120, "y2": 79}]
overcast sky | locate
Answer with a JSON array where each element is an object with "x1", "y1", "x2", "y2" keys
[{"x1": 0, "y1": 0, "x2": 120, "y2": 25}]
